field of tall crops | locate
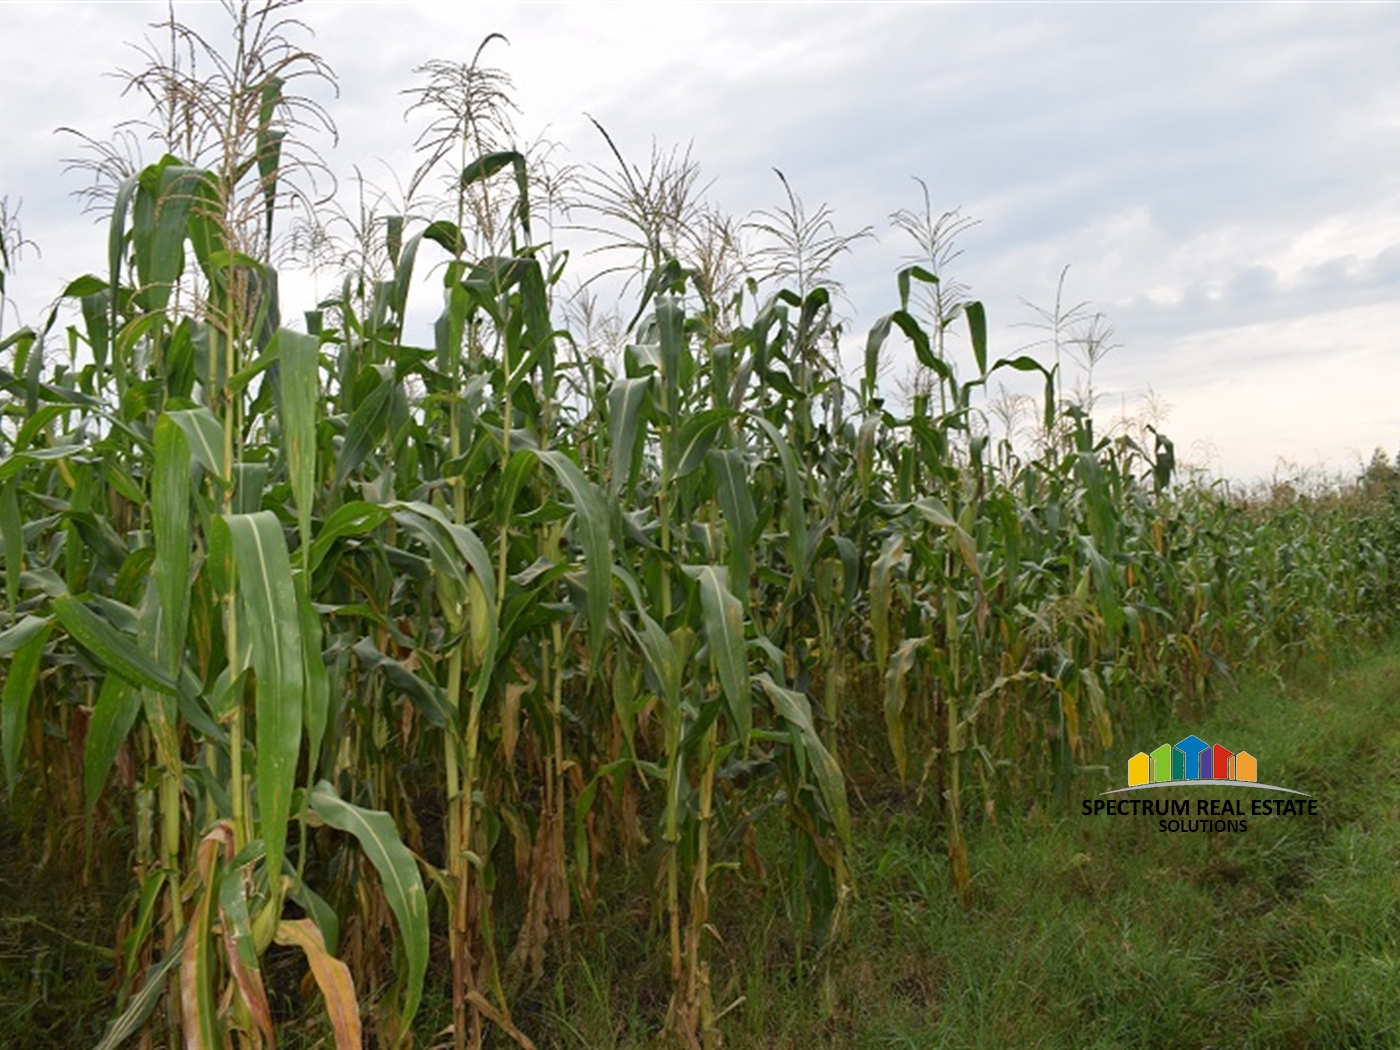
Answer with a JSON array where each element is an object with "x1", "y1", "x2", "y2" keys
[{"x1": 2, "y1": 5, "x2": 1398, "y2": 1048}]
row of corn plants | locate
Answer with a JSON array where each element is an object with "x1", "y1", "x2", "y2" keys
[{"x1": 3, "y1": 5, "x2": 1399, "y2": 1047}]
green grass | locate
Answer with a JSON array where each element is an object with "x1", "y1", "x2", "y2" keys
[
  {"x1": 469, "y1": 639, "x2": 1400, "y2": 1049},
  {"x1": 0, "y1": 821, "x2": 124, "y2": 1048}
]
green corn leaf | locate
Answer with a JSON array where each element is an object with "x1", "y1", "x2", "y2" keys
[
  {"x1": 656, "y1": 295, "x2": 686, "y2": 408},
  {"x1": 537, "y1": 450, "x2": 612, "y2": 667},
  {"x1": 864, "y1": 315, "x2": 893, "y2": 402},
  {"x1": 756, "y1": 673, "x2": 850, "y2": 848},
  {"x1": 152, "y1": 416, "x2": 191, "y2": 673},
  {"x1": 131, "y1": 158, "x2": 208, "y2": 314},
  {"x1": 913, "y1": 497, "x2": 979, "y2": 576},
  {"x1": 0, "y1": 446, "x2": 79, "y2": 483},
  {"x1": 754, "y1": 418, "x2": 809, "y2": 585},
  {"x1": 607, "y1": 376, "x2": 651, "y2": 497},
  {"x1": 1, "y1": 477, "x2": 21, "y2": 612},
  {"x1": 707, "y1": 448, "x2": 756, "y2": 593},
  {"x1": 388, "y1": 222, "x2": 420, "y2": 317},
  {"x1": 390, "y1": 504, "x2": 497, "y2": 640},
  {"x1": 289, "y1": 880, "x2": 341, "y2": 957},
  {"x1": 988, "y1": 353, "x2": 1048, "y2": 377},
  {"x1": 966, "y1": 300, "x2": 988, "y2": 377},
  {"x1": 309, "y1": 780, "x2": 429, "y2": 1032},
  {"x1": 675, "y1": 408, "x2": 734, "y2": 479},
  {"x1": 870, "y1": 535, "x2": 905, "y2": 676},
  {"x1": 883, "y1": 637, "x2": 926, "y2": 782},
  {"x1": 307, "y1": 501, "x2": 391, "y2": 574},
  {"x1": 134, "y1": 578, "x2": 183, "y2": 773},
  {"x1": 95, "y1": 927, "x2": 186, "y2": 1050},
  {"x1": 276, "y1": 328, "x2": 320, "y2": 567},
  {"x1": 685, "y1": 564, "x2": 750, "y2": 745},
  {"x1": 626, "y1": 605, "x2": 681, "y2": 733},
  {"x1": 497, "y1": 448, "x2": 537, "y2": 528},
  {"x1": 2, "y1": 619, "x2": 51, "y2": 787},
  {"x1": 83, "y1": 673, "x2": 140, "y2": 813},
  {"x1": 461, "y1": 149, "x2": 525, "y2": 188},
  {"x1": 164, "y1": 407, "x2": 228, "y2": 484},
  {"x1": 351, "y1": 638, "x2": 451, "y2": 728},
  {"x1": 217, "y1": 511, "x2": 303, "y2": 885},
  {"x1": 0, "y1": 615, "x2": 52, "y2": 657},
  {"x1": 52, "y1": 594, "x2": 177, "y2": 694},
  {"x1": 298, "y1": 586, "x2": 329, "y2": 780},
  {"x1": 11, "y1": 404, "x2": 77, "y2": 453},
  {"x1": 334, "y1": 364, "x2": 393, "y2": 488}
]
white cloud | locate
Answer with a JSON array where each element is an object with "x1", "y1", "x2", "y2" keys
[{"x1": 1, "y1": 1, "x2": 1397, "y2": 482}]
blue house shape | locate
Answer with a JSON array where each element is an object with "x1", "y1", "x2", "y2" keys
[{"x1": 1175, "y1": 735, "x2": 1210, "y2": 779}]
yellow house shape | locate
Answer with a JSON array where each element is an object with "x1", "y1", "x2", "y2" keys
[
  {"x1": 1128, "y1": 752, "x2": 1150, "y2": 786},
  {"x1": 1234, "y1": 751, "x2": 1257, "y2": 782}
]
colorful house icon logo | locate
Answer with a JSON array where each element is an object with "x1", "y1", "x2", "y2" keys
[
  {"x1": 1127, "y1": 734, "x2": 1259, "y2": 786},
  {"x1": 1099, "y1": 734, "x2": 1309, "y2": 799}
]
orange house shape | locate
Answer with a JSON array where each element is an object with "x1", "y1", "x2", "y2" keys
[{"x1": 1234, "y1": 751, "x2": 1257, "y2": 782}]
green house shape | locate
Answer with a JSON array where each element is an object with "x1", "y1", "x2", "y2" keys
[{"x1": 1150, "y1": 742, "x2": 1177, "y2": 782}]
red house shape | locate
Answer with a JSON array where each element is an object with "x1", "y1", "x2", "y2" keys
[{"x1": 1209, "y1": 743, "x2": 1234, "y2": 780}]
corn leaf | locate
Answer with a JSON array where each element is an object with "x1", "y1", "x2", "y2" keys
[
  {"x1": 756, "y1": 673, "x2": 850, "y2": 848},
  {"x1": 686, "y1": 564, "x2": 750, "y2": 745},
  {"x1": 83, "y1": 673, "x2": 139, "y2": 813},
  {"x1": 152, "y1": 415, "x2": 191, "y2": 673},
  {"x1": 537, "y1": 450, "x2": 612, "y2": 666},
  {"x1": 164, "y1": 407, "x2": 228, "y2": 484},
  {"x1": 52, "y1": 594, "x2": 177, "y2": 694},
  {"x1": 308, "y1": 780, "x2": 428, "y2": 1032},
  {"x1": 275, "y1": 918, "x2": 362, "y2": 1050},
  {"x1": 217, "y1": 511, "x2": 304, "y2": 884},
  {"x1": 94, "y1": 928, "x2": 185, "y2": 1050},
  {"x1": 277, "y1": 328, "x2": 320, "y2": 567},
  {"x1": 2, "y1": 619, "x2": 50, "y2": 787}
]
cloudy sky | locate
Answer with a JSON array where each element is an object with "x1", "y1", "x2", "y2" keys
[{"x1": 2, "y1": 2, "x2": 1398, "y2": 483}]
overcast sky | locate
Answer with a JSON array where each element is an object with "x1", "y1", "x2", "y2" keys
[{"x1": 2, "y1": 2, "x2": 1398, "y2": 483}]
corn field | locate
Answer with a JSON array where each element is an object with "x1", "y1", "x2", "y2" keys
[{"x1": 2, "y1": 5, "x2": 1398, "y2": 1048}]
